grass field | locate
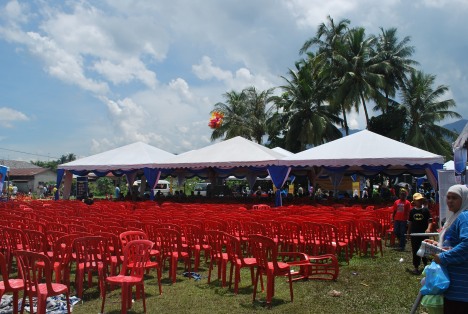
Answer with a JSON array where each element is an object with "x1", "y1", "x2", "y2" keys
[{"x1": 70, "y1": 245, "x2": 429, "y2": 314}]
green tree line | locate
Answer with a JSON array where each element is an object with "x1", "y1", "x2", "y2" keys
[
  {"x1": 31, "y1": 153, "x2": 76, "y2": 171},
  {"x1": 210, "y1": 16, "x2": 460, "y2": 160}
]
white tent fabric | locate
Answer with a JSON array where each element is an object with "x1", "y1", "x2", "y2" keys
[
  {"x1": 271, "y1": 147, "x2": 294, "y2": 156},
  {"x1": 443, "y1": 160, "x2": 468, "y2": 171},
  {"x1": 59, "y1": 141, "x2": 174, "y2": 171},
  {"x1": 157, "y1": 136, "x2": 287, "y2": 169},
  {"x1": 279, "y1": 130, "x2": 444, "y2": 168},
  {"x1": 453, "y1": 121, "x2": 468, "y2": 149}
]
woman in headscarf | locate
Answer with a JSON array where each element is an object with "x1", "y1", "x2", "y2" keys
[{"x1": 433, "y1": 184, "x2": 468, "y2": 313}]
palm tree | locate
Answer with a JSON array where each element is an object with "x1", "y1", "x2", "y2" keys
[
  {"x1": 300, "y1": 15, "x2": 352, "y2": 134},
  {"x1": 399, "y1": 70, "x2": 461, "y2": 158},
  {"x1": 300, "y1": 15, "x2": 350, "y2": 58},
  {"x1": 243, "y1": 87, "x2": 275, "y2": 144},
  {"x1": 210, "y1": 90, "x2": 250, "y2": 141},
  {"x1": 333, "y1": 27, "x2": 386, "y2": 128},
  {"x1": 273, "y1": 60, "x2": 342, "y2": 152},
  {"x1": 59, "y1": 155, "x2": 68, "y2": 164},
  {"x1": 66, "y1": 153, "x2": 76, "y2": 162},
  {"x1": 373, "y1": 27, "x2": 418, "y2": 113},
  {"x1": 210, "y1": 87, "x2": 275, "y2": 144}
]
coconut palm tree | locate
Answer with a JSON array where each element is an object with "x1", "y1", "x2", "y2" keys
[
  {"x1": 210, "y1": 87, "x2": 275, "y2": 144},
  {"x1": 373, "y1": 27, "x2": 418, "y2": 113},
  {"x1": 300, "y1": 15, "x2": 352, "y2": 134},
  {"x1": 210, "y1": 90, "x2": 251, "y2": 141},
  {"x1": 333, "y1": 27, "x2": 386, "y2": 128},
  {"x1": 399, "y1": 70, "x2": 461, "y2": 158},
  {"x1": 300, "y1": 15, "x2": 350, "y2": 59},
  {"x1": 243, "y1": 87, "x2": 275, "y2": 144},
  {"x1": 273, "y1": 60, "x2": 342, "y2": 152}
]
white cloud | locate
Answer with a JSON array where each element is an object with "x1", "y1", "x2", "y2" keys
[
  {"x1": 3, "y1": 0, "x2": 28, "y2": 24},
  {"x1": 0, "y1": 107, "x2": 29, "y2": 128},
  {"x1": 26, "y1": 32, "x2": 109, "y2": 94},
  {"x1": 192, "y1": 56, "x2": 276, "y2": 91},
  {"x1": 93, "y1": 58, "x2": 157, "y2": 89},
  {"x1": 192, "y1": 56, "x2": 232, "y2": 81},
  {"x1": 169, "y1": 78, "x2": 193, "y2": 101}
]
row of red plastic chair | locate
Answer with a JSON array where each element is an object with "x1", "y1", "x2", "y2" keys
[
  {"x1": 1, "y1": 200, "x2": 394, "y2": 263},
  {"x1": 0, "y1": 233, "x2": 153, "y2": 314}
]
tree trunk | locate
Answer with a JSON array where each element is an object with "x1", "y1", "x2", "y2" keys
[
  {"x1": 360, "y1": 93, "x2": 370, "y2": 128},
  {"x1": 341, "y1": 105, "x2": 349, "y2": 135}
]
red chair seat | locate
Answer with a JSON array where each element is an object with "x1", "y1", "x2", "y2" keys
[
  {"x1": 106, "y1": 274, "x2": 141, "y2": 284},
  {"x1": 0, "y1": 278, "x2": 24, "y2": 290}
]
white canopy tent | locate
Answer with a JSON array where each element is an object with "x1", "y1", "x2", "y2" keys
[
  {"x1": 157, "y1": 136, "x2": 291, "y2": 205},
  {"x1": 57, "y1": 142, "x2": 174, "y2": 199},
  {"x1": 158, "y1": 136, "x2": 286, "y2": 170},
  {"x1": 278, "y1": 130, "x2": 445, "y2": 193}
]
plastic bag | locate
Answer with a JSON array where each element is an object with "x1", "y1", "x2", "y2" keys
[
  {"x1": 420, "y1": 261, "x2": 450, "y2": 295},
  {"x1": 421, "y1": 295, "x2": 444, "y2": 314}
]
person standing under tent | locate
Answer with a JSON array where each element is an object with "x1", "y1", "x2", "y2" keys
[
  {"x1": 392, "y1": 189, "x2": 411, "y2": 251},
  {"x1": 406, "y1": 193, "x2": 433, "y2": 275},
  {"x1": 298, "y1": 184, "x2": 304, "y2": 196},
  {"x1": 362, "y1": 187, "x2": 369, "y2": 199}
]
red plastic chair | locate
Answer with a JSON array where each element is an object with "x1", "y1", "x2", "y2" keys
[
  {"x1": 67, "y1": 224, "x2": 88, "y2": 234},
  {"x1": 0, "y1": 252, "x2": 24, "y2": 314},
  {"x1": 249, "y1": 234, "x2": 294, "y2": 307},
  {"x1": 203, "y1": 219, "x2": 227, "y2": 232},
  {"x1": 181, "y1": 224, "x2": 205, "y2": 271},
  {"x1": 45, "y1": 222, "x2": 68, "y2": 233},
  {"x1": 24, "y1": 229, "x2": 48, "y2": 254},
  {"x1": 100, "y1": 240, "x2": 154, "y2": 314},
  {"x1": 74, "y1": 236, "x2": 109, "y2": 298},
  {"x1": 225, "y1": 233, "x2": 258, "y2": 294},
  {"x1": 98, "y1": 231, "x2": 124, "y2": 279},
  {"x1": 37, "y1": 234, "x2": 76, "y2": 287},
  {"x1": 206, "y1": 230, "x2": 230, "y2": 287},
  {"x1": 278, "y1": 221, "x2": 302, "y2": 253},
  {"x1": 301, "y1": 221, "x2": 324, "y2": 256},
  {"x1": 320, "y1": 223, "x2": 349, "y2": 263},
  {"x1": 1, "y1": 227, "x2": 29, "y2": 274},
  {"x1": 155, "y1": 228, "x2": 191, "y2": 283},
  {"x1": 45, "y1": 231, "x2": 67, "y2": 256},
  {"x1": 357, "y1": 219, "x2": 383, "y2": 257},
  {"x1": 119, "y1": 231, "x2": 162, "y2": 294},
  {"x1": 15, "y1": 250, "x2": 71, "y2": 314}
]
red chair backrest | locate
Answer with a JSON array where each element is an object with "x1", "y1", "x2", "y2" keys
[
  {"x1": 249, "y1": 234, "x2": 279, "y2": 271},
  {"x1": 0, "y1": 252, "x2": 14, "y2": 290},
  {"x1": 120, "y1": 240, "x2": 154, "y2": 278},
  {"x1": 24, "y1": 229, "x2": 48, "y2": 254},
  {"x1": 74, "y1": 236, "x2": 109, "y2": 269},
  {"x1": 15, "y1": 250, "x2": 55, "y2": 294},
  {"x1": 119, "y1": 230, "x2": 148, "y2": 249}
]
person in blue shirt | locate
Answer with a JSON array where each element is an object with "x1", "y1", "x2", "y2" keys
[{"x1": 433, "y1": 184, "x2": 468, "y2": 313}]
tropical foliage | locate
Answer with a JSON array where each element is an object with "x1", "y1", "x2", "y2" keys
[
  {"x1": 31, "y1": 153, "x2": 76, "y2": 171},
  {"x1": 398, "y1": 70, "x2": 460, "y2": 158},
  {"x1": 271, "y1": 58, "x2": 342, "y2": 152},
  {"x1": 210, "y1": 87, "x2": 274, "y2": 144},
  {"x1": 210, "y1": 15, "x2": 461, "y2": 157}
]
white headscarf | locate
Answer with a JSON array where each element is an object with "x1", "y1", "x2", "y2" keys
[{"x1": 438, "y1": 184, "x2": 468, "y2": 247}]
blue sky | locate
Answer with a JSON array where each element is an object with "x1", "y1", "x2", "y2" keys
[{"x1": 0, "y1": 0, "x2": 467, "y2": 161}]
